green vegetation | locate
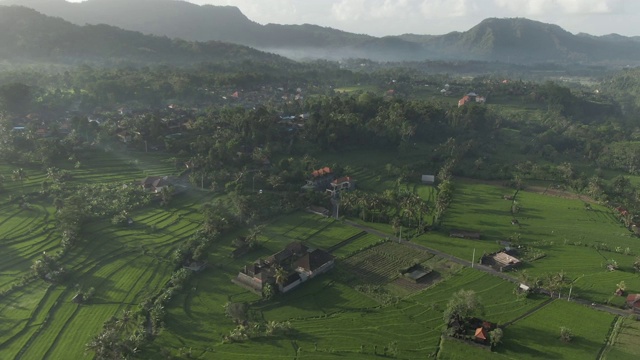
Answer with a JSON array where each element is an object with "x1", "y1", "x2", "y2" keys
[
  {"x1": 602, "y1": 317, "x2": 640, "y2": 360},
  {"x1": 2, "y1": 25, "x2": 640, "y2": 359}
]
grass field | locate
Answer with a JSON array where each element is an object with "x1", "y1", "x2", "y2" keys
[
  {"x1": 413, "y1": 180, "x2": 640, "y2": 303},
  {"x1": 0, "y1": 150, "x2": 207, "y2": 359},
  {"x1": 2, "y1": 145, "x2": 637, "y2": 359},
  {"x1": 601, "y1": 316, "x2": 640, "y2": 360},
  {"x1": 495, "y1": 300, "x2": 615, "y2": 360},
  {"x1": 153, "y1": 264, "x2": 549, "y2": 359}
]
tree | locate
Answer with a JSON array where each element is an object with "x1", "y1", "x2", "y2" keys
[
  {"x1": 489, "y1": 328, "x2": 504, "y2": 348},
  {"x1": 160, "y1": 185, "x2": 174, "y2": 207},
  {"x1": 559, "y1": 326, "x2": 574, "y2": 343},
  {"x1": 274, "y1": 266, "x2": 287, "y2": 289},
  {"x1": 223, "y1": 302, "x2": 248, "y2": 322},
  {"x1": 616, "y1": 280, "x2": 626, "y2": 295},
  {"x1": 633, "y1": 257, "x2": 640, "y2": 273},
  {"x1": 443, "y1": 289, "x2": 482, "y2": 327},
  {"x1": 262, "y1": 283, "x2": 275, "y2": 300},
  {"x1": 12, "y1": 168, "x2": 28, "y2": 195},
  {"x1": 267, "y1": 174, "x2": 283, "y2": 190}
]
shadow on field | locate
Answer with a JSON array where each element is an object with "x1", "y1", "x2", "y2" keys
[{"x1": 497, "y1": 324, "x2": 605, "y2": 359}]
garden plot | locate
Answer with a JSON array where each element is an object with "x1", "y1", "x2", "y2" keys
[{"x1": 341, "y1": 242, "x2": 434, "y2": 286}]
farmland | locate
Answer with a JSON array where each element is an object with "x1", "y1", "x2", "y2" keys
[
  {"x1": 0, "y1": 150, "x2": 205, "y2": 359},
  {"x1": 602, "y1": 317, "x2": 640, "y2": 360},
  {"x1": 1, "y1": 148, "x2": 637, "y2": 360},
  {"x1": 413, "y1": 180, "x2": 640, "y2": 303},
  {"x1": 153, "y1": 265, "x2": 550, "y2": 359}
]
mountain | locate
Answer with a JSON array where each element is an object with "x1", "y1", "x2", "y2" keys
[
  {"x1": 408, "y1": 18, "x2": 640, "y2": 64},
  {"x1": 1, "y1": 0, "x2": 426, "y2": 61},
  {"x1": 0, "y1": 5, "x2": 291, "y2": 65},
  {"x1": 3, "y1": 0, "x2": 640, "y2": 65}
]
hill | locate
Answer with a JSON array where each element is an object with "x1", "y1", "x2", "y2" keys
[
  {"x1": 0, "y1": 5, "x2": 290, "y2": 65},
  {"x1": 404, "y1": 17, "x2": 640, "y2": 64},
  {"x1": 3, "y1": 0, "x2": 640, "y2": 65}
]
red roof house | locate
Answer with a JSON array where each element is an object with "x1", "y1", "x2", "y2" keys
[
  {"x1": 475, "y1": 327, "x2": 488, "y2": 342},
  {"x1": 627, "y1": 294, "x2": 640, "y2": 313}
]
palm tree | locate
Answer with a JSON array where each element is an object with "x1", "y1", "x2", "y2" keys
[
  {"x1": 267, "y1": 174, "x2": 283, "y2": 190},
  {"x1": 274, "y1": 266, "x2": 287, "y2": 290},
  {"x1": 160, "y1": 185, "x2": 173, "y2": 207},
  {"x1": 12, "y1": 168, "x2": 28, "y2": 194}
]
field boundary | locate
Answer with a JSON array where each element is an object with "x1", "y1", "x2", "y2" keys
[{"x1": 502, "y1": 298, "x2": 555, "y2": 327}]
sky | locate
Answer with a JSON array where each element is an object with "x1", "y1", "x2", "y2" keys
[{"x1": 68, "y1": 0, "x2": 640, "y2": 37}]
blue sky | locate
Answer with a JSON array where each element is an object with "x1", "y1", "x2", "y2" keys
[{"x1": 70, "y1": 0, "x2": 640, "y2": 37}]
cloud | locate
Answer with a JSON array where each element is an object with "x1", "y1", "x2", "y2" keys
[
  {"x1": 370, "y1": 0, "x2": 412, "y2": 19},
  {"x1": 193, "y1": 0, "x2": 299, "y2": 23},
  {"x1": 420, "y1": 0, "x2": 477, "y2": 19},
  {"x1": 331, "y1": 0, "x2": 367, "y2": 21},
  {"x1": 493, "y1": 0, "x2": 624, "y2": 15}
]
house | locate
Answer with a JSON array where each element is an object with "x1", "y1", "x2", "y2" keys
[
  {"x1": 331, "y1": 177, "x2": 355, "y2": 191},
  {"x1": 421, "y1": 175, "x2": 435, "y2": 184},
  {"x1": 458, "y1": 95, "x2": 471, "y2": 107},
  {"x1": 294, "y1": 249, "x2": 335, "y2": 280},
  {"x1": 234, "y1": 260, "x2": 275, "y2": 293},
  {"x1": 489, "y1": 252, "x2": 521, "y2": 272},
  {"x1": 233, "y1": 242, "x2": 334, "y2": 294},
  {"x1": 627, "y1": 294, "x2": 640, "y2": 313},
  {"x1": 307, "y1": 206, "x2": 330, "y2": 217},
  {"x1": 303, "y1": 167, "x2": 333, "y2": 191},
  {"x1": 71, "y1": 293, "x2": 84, "y2": 304},
  {"x1": 474, "y1": 327, "x2": 488, "y2": 343},
  {"x1": 449, "y1": 230, "x2": 481, "y2": 240},
  {"x1": 140, "y1": 176, "x2": 172, "y2": 193},
  {"x1": 401, "y1": 264, "x2": 433, "y2": 283},
  {"x1": 458, "y1": 92, "x2": 485, "y2": 107}
]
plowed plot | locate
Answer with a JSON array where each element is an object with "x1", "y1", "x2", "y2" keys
[
  {"x1": 390, "y1": 272, "x2": 441, "y2": 292},
  {"x1": 341, "y1": 242, "x2": 433, "y2": 286}
]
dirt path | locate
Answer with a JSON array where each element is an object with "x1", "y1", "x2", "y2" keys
[{"x1": 502, "y1": 298, "x2": 555, "y2": 327}]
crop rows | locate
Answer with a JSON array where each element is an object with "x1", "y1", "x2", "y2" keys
[{"x1": 341, "y1": 242, "x2": 434, "y2": 285}]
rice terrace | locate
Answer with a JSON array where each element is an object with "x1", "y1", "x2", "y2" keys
[{"x1": 3, "y1": 3, "x2": 640, "y2": 359}]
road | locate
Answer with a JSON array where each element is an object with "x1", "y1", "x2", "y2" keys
[{"x1": 343, "y1": 220, "x2": 636, "y2": 319}]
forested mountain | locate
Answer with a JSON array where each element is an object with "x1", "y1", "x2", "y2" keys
[
  {"x1": 4, "y1": 0, "x2": 640, "y2": 65},
  {"x1": 0, "y1": 5, "x2": 290, "y2": 65}
]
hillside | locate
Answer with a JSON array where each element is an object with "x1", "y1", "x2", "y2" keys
[
  {"x1": 0, "y1": 5, "x2": 290, "y2": 65},
  {"x1": 408, "y1": 18, "x2": 640, "y2": 64},
  {"x1": 4, "y1": 0, "x2": 640, "y2": 65}
]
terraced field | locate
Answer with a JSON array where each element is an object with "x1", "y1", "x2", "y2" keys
[
  {"x1": 153, "y1": 267, "x2": 549, "y2": 359},
  {"x1": 0, "y1": 151, "x2": 206, "y2": 359},
  {"x1": 414, "y1": 181, "x2": 640, "y2": 302}
]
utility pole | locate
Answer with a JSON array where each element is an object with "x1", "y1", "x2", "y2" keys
[
  {"x1": 567, "y1": 284, "x2": 573, "y2": 301},
  {"x1": 399, "y1": 226, "x2": 402, "y2": 243},
  {"x1": 472, "y1": 248, "x2": 476, "y2": 268}
]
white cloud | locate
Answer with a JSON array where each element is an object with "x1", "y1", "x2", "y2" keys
[
  {"x1": 494, "y1": 0, "x2": 624, "y2": 15},
  {"x1": 331, "y1": 0, "x2": 367, "y2": 21},
  {"x1": 420, "y1": 0, "x2": 476, "y2": 19},
  {"x1": 370, "y1": 0, "x2": 413, "y2": 19}
]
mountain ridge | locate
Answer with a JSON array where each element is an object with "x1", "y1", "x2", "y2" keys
[
  {"x1": 0, "y1": 5, "x2": 292, "y2": 65},
  {"x1": 2, "y1": 0, "x2": 640, "y2": 65}
]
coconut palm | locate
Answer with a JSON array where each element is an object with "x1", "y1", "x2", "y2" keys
[
  {"x1": 274, "y1": 266, "x2": 287, "y2": 289},
  {"x1": 12, "y1": 168, "x2": 28, "y2": 194}
]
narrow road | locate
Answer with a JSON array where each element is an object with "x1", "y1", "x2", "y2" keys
[{"x1": 343, "y1": 220, "x2": 637, "y2": 319}]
